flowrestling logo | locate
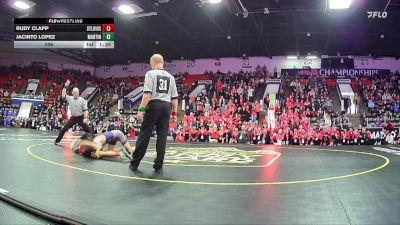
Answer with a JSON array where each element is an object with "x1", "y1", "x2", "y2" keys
[{"x1": 367, "y1": 11, "x2": 388, "y2": 19}]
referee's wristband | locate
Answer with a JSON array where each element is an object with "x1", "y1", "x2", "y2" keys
[{"x1": 138, "y1": 106, "x2": 145, "y2": 112}]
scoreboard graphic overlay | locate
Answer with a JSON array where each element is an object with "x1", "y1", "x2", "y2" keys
[{"x1": 14, "y1": 18, "x2": 114, "y2": 49}]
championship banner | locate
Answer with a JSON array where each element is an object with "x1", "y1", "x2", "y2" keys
[{"x1": 281, "y1": 69, "x2": 390, "y2": 76}]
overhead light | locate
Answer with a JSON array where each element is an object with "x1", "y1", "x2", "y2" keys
[
  {"x1": 227, "y1": 35, "x2": 231, "y2": 40},
  {"x1": 306, "y1": 55, "x2": 318, "y2": 59},
  {"x1": 13, "y1": 1, "x2": 29, "y2": 9},
  {"x1": 118, "y1": 5, "x2": 135, "y2": 14},
  {"x1": 329, "y1": 0, "x2": 352, "y2": 9},
  {"x1": 155, "y1": 40, "x2": 160, "y2": 45},
  {"x1": 11, "y1": 0, "x2": 35, "y2": 10},
  {"x1": 380, "y1": 34, "x2": 384, "y2": 39},
  {"x1": 243, "y1": 10, "x2": 249, "y2": 18},
  {"x1": 287, "y1": 56, "x2": 298, "y2": 59},
  {"x1": 306, "y1": 32, "x2": 311, "y2": 37},
  {"x1": 112, "y1": 4, "x2": 143, "y2": 15},
  {"x1": 200, "y1": 0, "x2": 222, "y2": 4},
  {"x1": 180, "y1": 57, "x2": 184, "y2": 60}
]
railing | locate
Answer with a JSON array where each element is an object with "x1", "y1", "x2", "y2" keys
[
  {"x1": 11, "y1": 94, "x2": 44, "y2": 100},
  {"x1": 364, "y1": 115, "x2": 400, "y2": 128}
]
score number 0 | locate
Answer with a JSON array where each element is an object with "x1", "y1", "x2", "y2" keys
[{"x1": 102, "y1": 24, "x2": 115, "y2": 32}]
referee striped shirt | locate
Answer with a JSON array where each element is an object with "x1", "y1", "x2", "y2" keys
[
  {"x1": 65, "y1": 95, "x2": 88, "y2": 117},
  {"x1": 143, "y1": 69, "x2": 178, "y2": 103}
]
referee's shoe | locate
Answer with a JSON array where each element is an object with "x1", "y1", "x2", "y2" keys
[{"x1": 153, "y1": 163, "x2": 163, "y2": 173}]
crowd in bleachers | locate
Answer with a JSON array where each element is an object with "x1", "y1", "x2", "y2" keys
[
  {"x1": 2, "y1": 64, "x2": 400, "y2": 145},
  {"x1": 270, "y1": 77, "x2": 369, "y2": 146},
  {"x1": 171, "y1": 71, "x2": 268, "y2": 144},
  {"x1": 0, "y1": 65, "x2": 135, "y2": 132},
  {"x1": 353, "y1": 71, "x2": 400, "y2": 128},
  {"x1": 170, "y1": 71, "x2": 400, "y2": 146}
]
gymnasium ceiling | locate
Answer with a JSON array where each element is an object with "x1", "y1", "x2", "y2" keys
[{"x1": 1, "y1": 0, "x2": 400, "y2": 66}]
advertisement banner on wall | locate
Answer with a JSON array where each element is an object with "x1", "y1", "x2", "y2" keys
[
  {"x1": 281, "y1": 69, "x2": 390, "y2": 76},
  {"x1": 367, "y1": 128, "x2": 399, "y2": 141}
]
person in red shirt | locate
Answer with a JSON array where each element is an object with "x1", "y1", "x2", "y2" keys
[
  {"x1": 203, "y1": 112, "x2": 211, "y2": 124},
  {"x1": 212, "y1": 113, "x2": 221, "y2": 124},
  {"x1": 309, "y1": 129, "x2": 317, "y2": 145},
  {"x1": 217, "y1": 127, "x2": 225, "y2": 143},
  {"x1": 182, "y1": 124, "x2": 190, "y2": 141},
  {"x1": 189, "y1": 127, "x2": 199, "y2": 142},
  {"x1": 252, "y1": 128, "x2": 261, "y2": 144},
  {"x1": 181, "y1": 115, "x2": 189, "y2": 124},
  {"x1": 318, "y1": 130, "x2": 325, "y2": 145},
  {"x1": 197, "y1": 102, "x2": 204, "y2": 114},
  {"x1": 198, "y1": 114, "x2": 205, "y2": 123},
  {"x1": 175, "y1": 130, "x2": 185, "y2": 142},
  {"x1": 215, "y1": 79, "x2": 223, "y2": 93},
  {"x1": 353, "y1": 129, "x2": 361, "y2": 145},
  {"x1": 274, "y1": 129, "x2": 284, "y2": 145},
  {"x1": 223, "y1": 108, "x2": 231, "y2": 118},
  {"x1": 230, "y1": 127, "x2": 239, "y2": 143},
  {"x1": 344, "y1": 129, "x2": 351, "y2": 145},
  {"x1": 230, "y1": 86, "x2": 236, "y2": 95},
  {"x1": 299, "y1": 131, "x2": 308, "y2": 146},
  {"x1": 169, "y1": 121, "x2": 177, "y2": 130},
  {"x1": 210, "y1": 127, "x2": 220, "y2": 143},
  {"x1": 330, "y1": 127, "x2": 340, "y2": 146},
  {"x1": 187, "y1": 112, "x2": 196, "y2": 126},
  {"x1": 290, "y1": 128, "x2": 298, "y2": 145}
]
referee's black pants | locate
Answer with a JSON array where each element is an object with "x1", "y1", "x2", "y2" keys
[
  {"x1": 130, "y1": 100, "x2": 171, "y2": 170},
  {"x1": 55, "y1": 115, "x2": 92, "y2": 143}
]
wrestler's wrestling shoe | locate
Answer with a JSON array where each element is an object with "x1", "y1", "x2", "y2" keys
[{"x1": 121, "y1": 148, "x2": 133, "y2": 160}]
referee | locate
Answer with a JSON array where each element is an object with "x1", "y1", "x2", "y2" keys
[
  {"x1": 54, "y1": 79, "x2": 93, "y2": 145},
  {"x1": 130, "y1": 54, "x2": 178, "y2": 173}
]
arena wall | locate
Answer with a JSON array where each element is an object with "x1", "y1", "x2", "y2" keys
[{"x1": 0, "y1": 41, "x2": 94, "y2": 75}]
